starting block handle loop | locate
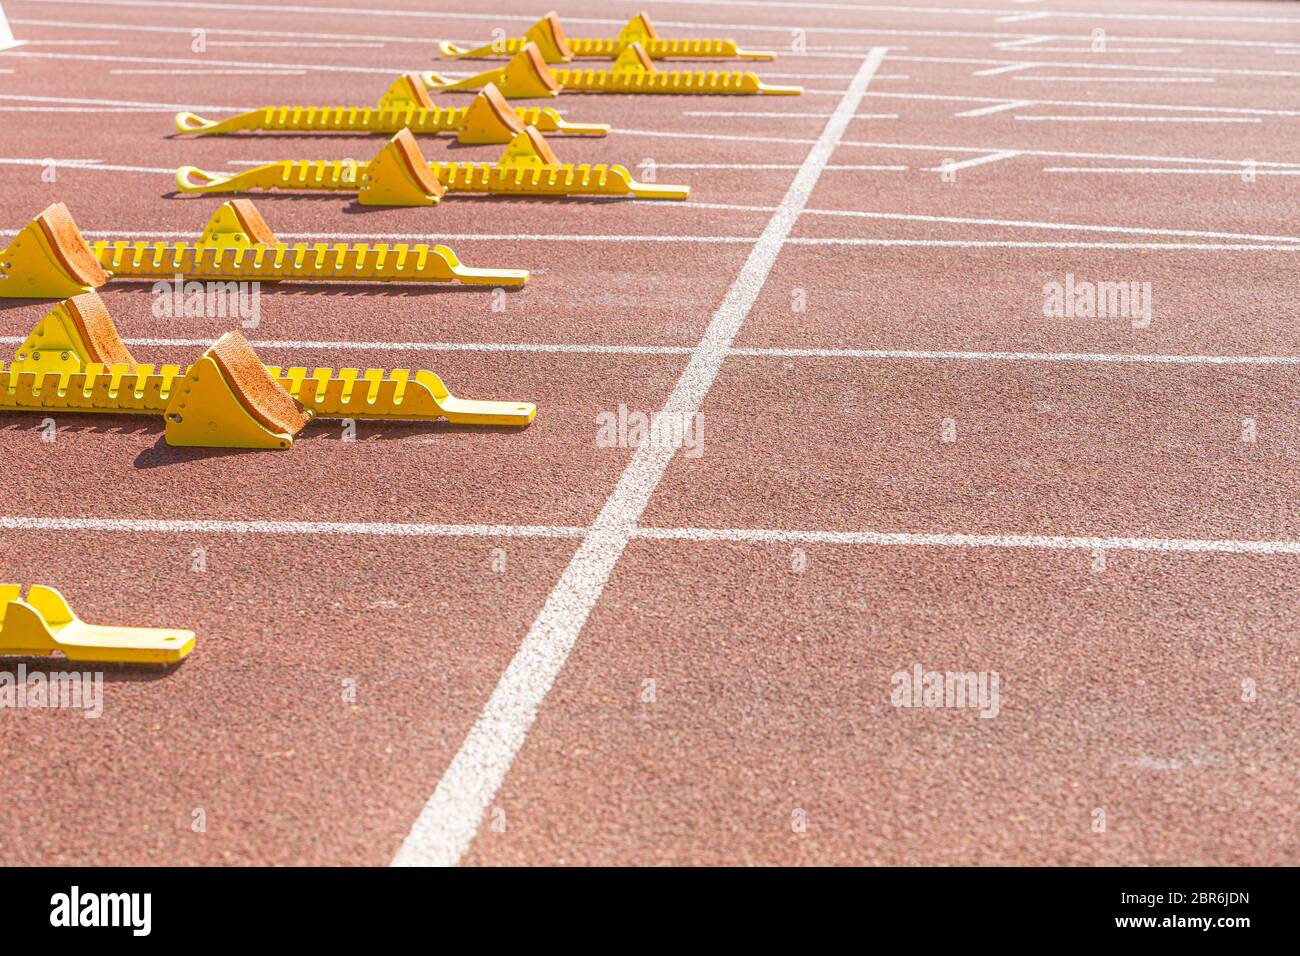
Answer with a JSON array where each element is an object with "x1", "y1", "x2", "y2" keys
[
  {"x1": 175, "y1": 111, "x2": 222, "y2": 134},
  {"x1": 422, "y1": 71, "x2": 457, "y2": 91},
  {"x1": 176, "y1": 166, "x2": 233, "y2": 192}
]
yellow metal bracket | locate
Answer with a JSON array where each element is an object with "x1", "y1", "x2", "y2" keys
[
  {"x1": 440, "y1": 11, "x2": 775, "y2": 61},
  {"x1": 176, "y1": 126, "x2": 688, "y2": 202},
  {"x1": 0, "y1": 584, "x2": 195, "y2": 665}
]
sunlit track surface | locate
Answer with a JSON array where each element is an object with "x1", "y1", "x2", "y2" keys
[{"x1": 0, "y1": 0, "x2": 1297, "y2": 867}]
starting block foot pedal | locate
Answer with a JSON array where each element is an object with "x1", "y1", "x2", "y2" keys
[
  {"x1": 425, "y1": 42, "x2": 562, "y2": 98},
  {"x1": 164, "y1": 331, "x2": 313, "y2": 449},
  {"x1": 0, "y1": 202, "x2": 110, "y2": 299},
  {"x1": 178, "y1": 125, "x2": 688, "y2": 202},
  {"x1": 0, "y1": 584, "x2": 195, "y2": 665},
  {"x1": 13, "y1": 291, "x2": 137, "y2": 374},
  {"x1": 360, "y1": 129, "x2": 446, "y2": 206}
]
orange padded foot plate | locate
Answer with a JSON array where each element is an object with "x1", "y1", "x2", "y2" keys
[
  {"x1": 164, "y1": 331, "x2": 313, "y2": 449},
  {"x1": 0, "y1": 203, "x2": 110, "y2": 298}
]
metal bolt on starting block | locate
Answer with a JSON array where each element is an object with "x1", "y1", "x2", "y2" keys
[{"x1": 175, "y1": 127, "x2": 689, "y2": 203}]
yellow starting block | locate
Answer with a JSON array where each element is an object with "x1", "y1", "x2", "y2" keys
[
  {"x1": 0, "y1": 584, "x2": 195, "y2": 665},
  {"x1": 425, "y1": 41, "x2": 800, "y2": 97},
  {"x1": 0, "y1": 199, "x2": 528, "y2": 298},
  {"x1": 175, "y1": 75, "x2": 608, "y2": 144},
  {"x1": 440, "y1": 11, "x2": 775, "y2": 62},
  {"x1": 2, "y1": 292, "x2": 538, "y2": 449},
  {"x1": 176, "y1": 127, "x2": 688, "y2": 203}
]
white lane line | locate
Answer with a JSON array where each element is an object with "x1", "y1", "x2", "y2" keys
[
  {"x1": 1015, "y1": 115, "x2": 1261, "y2": 123},
  {"x1": 972, "y1": 62, "x2": 1038, "y2": 76},
  {"x1": 0, "y1": 336, "x2": 697, "y2": 355},
  {"x1": 3, "y1": 49, "x2": 401, "y2": 76},
  {"x1": 31, "y1": 13, "x2": 1269, "y2": 53},
  {"x1": 0, "y1": 106, "x2": 167, "y2": 112},
  {"x1": 636, "y1": 527, "x2": 1300, "y2": 556},
  {"x1": 16, "y1": 39, "x2": 119, "y2": 46},
  {"x1": 923, "y1": 149, "x2": 1020, "y2": 172},
  {"x1": 9, "y1": 516, "x2": 1300, "y2": 557},
  {"x1": 998, "y1": 35, "x2": 1050, "y2": 47},
  {"x1": 1011, "y1": 47, "x2": 1185, "y2": 53},
  {"x1": 204, "y1": 40, "x2": 385, "y2": 48},
  {"x1": 11, "y1": 16, "x2": 446, "y2": 44},
  {"x1": 1, "y1": 230, "x2": 1287, "y2": 252},
  {"x1": 730, "y1": 347, "x2": 1300, "y2": 366},
  {"x1": 388, "y1": 47, "x2": 892, "y2": 870},
  {"x1": 0, "y1": 157, "x2": 103, "y2": 166},
  {"x1": 896, "y1": 53, "x2": 1300, "y2": 79},
  {"x1": 0, "y1": 159, "x2": 177, "y2": 173},
  {"x1": 1045, "y1": 167, "x2": 1300, "y2": 176},
  {"x1": 0, "y1": 517, "x2": 586, "y2": 538},
  {"x1": 4, "y1": 337, "x2": 1284, "y2": 367},
  {"x1": 956, "y1": 100, "x2": 1034, "y2": 116},
  {"x1": 839, "y1": 137, "x2": 1300, "y2": 167},
  {"x1": 45, "y1": 0, "x2": 1300, "y2": 27},
  {"x1": 1012, "y1": 75, "x2": 1215, "y2": 83},
  {"x1": 872, "y1": 90, "x2": 1300, "y2": 117},
  {"x1": 786, "y1": 239, "x2": 1300, "y2": 250},
  {"x1": 997, "y1": 12, "x2": 1051, "y2": 24},
  {"x1": 797, "y1": 209, "x2": 1300, "y2": 243},
  {"x1": 682, "y1": 111, "x2": 898, "y2": 119},
  {"x1": 108, "y1": 68, "x2": 306, "y2": 75},
  {"x1": 0, "y1": 92, "x2": 240, "y2": 111},
  {"x1": 654, "y1": 163, "x2": 906, "y2": 170}
]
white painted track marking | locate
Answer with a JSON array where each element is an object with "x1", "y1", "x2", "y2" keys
[
  {"x1": 924, "y1": 149, "x2": 1020, "y2": 172},
  {"x1": 6, "y1": 518, "x2": 1300, "y2": 558},
  {"x1": 956, "y1": 100, "x2": 1033, "y2": 116},
  {"x1": 4, "y1": 335, "x2": 1290, "y2": 368},
  {"x1": 389, "y1": 48, "x2": 891, "y2": 869},
  {"x1": 1014, "y1": 115, "x2": 1260, "y2": 124}
]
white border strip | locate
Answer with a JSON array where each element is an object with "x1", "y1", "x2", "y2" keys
[
  {"x1": 389, "y1": 47, "x2": 891, "y2": 870},
  {"x1": 637, "y1": 527, "x2": 1300, "y2": 555},
  {"x1": 6, "y1": 517, "x2": 1299, "y2": 557}
]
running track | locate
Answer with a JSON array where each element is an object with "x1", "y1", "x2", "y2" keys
[{"x1": 0, "y1": 0, "x2": 1297, "y2": 866}]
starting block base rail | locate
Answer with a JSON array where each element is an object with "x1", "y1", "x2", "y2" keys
[
  {"x1": 2, "y1": 293, "x2": 539, "y2": 446},
  {"x1": 174, "y1": 104, "x2": 604, "y2": 140},
  {"x1": 174, "y1": 78, "x2": 608, "y2": 144},
  {"x1": 89, "y1": 240, "x2": 527, "y2": 285},
  {"x1": 424, "y1": 42, "x2": 801, "y2": 98},
  {"x1": 1, "y1": 201, "x2": 529, "y2": 296},
  {"x1": 438, "y1": 12, "x2": 775, "y2": 62},
  {"x1": 0, "y1": 361, "x2": 536, "y2": 427},
  {"x1": 175, "y1": 128, "x2": 688, "y2": 204}
]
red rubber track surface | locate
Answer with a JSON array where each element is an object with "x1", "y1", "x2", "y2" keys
[{"x1": 0, "y1": 0, "x2": 1297, "y2": 866}]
